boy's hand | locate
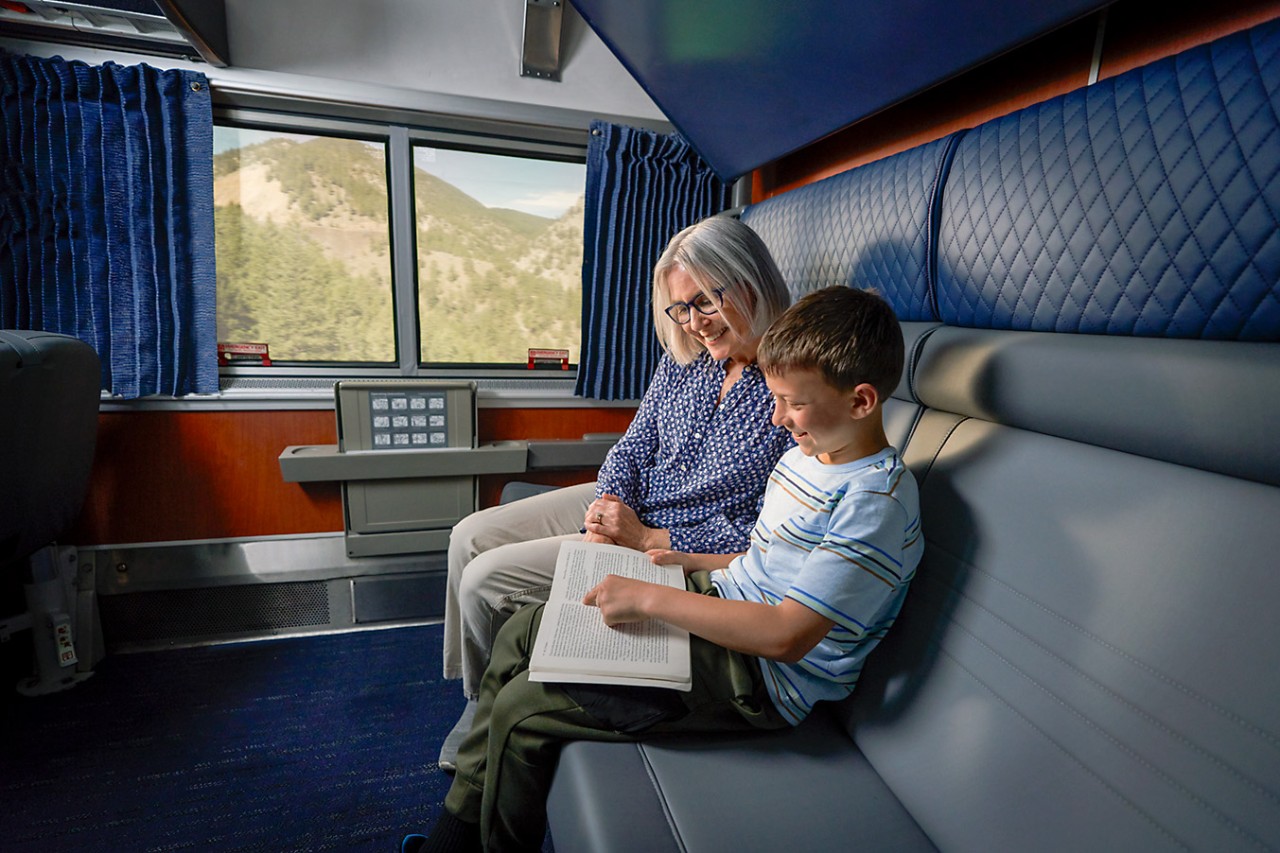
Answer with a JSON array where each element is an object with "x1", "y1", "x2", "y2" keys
[
  {"x1": 582, "y1": 574, "x2": 656, "y2": 627},
  {"x1": 646, "y1": 549, "x2": 740, "y2": 574}
]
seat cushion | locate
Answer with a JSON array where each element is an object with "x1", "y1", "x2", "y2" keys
[{"x1": 547, "y1": 707, "x2": 936, "y2": 852}]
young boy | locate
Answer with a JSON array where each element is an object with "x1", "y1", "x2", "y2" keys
[{"x1": 407, "y1": 286, "x2": 923, "y2": 853}]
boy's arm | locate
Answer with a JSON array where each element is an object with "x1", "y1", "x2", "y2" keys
[
  {"x1": 582, "y1": 576, "x2": 833, "y2": 664},
  {"x1": 646, "y1": 549, "x2": 744, "y2": 574}
]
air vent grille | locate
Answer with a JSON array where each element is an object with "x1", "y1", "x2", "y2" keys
[
  {"x1": 101, "y1": 582, "x2": 333, "y2": 649},
  {"x1": 0, "y1": 0, "x2": 228, "y2": 66}
]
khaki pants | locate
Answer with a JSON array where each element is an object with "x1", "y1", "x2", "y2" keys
[
  {"x1": 443, "y1": 482, "x2": 596, "y2": 698},
  {"x1": 445, "y1": 574, "x2": 787, "y2": 852}
]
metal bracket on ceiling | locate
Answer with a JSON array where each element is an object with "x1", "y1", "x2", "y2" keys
[
  {"x1": 521, "y1": 0, "x2": 564, "y2": 82},
  {"x1": 155, "y1": 0, "x2": 230, "y2": 67}
]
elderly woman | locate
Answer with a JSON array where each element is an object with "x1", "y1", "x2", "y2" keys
[{"x1": 438, "y1": 216, "x2": 793, "y2": 769}]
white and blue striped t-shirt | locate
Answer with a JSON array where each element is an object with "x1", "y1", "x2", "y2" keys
[{"x1": 711, "y1": 445, "x2": 923, "y2": 725}]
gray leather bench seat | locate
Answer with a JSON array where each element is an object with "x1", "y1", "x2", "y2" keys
[
  {"x1": 549, "y1": 708, "x2": 935, "y2": 852},
  {"x1": 849, "y1": 330, "x2": 1280, "y2": 852},
  {"x1": 547, "y1": 18, "x2": 1280, "y2": 852}
]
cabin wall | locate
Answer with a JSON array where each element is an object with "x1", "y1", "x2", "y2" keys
[
  {"x1": 754, "y1": 0, "x2": 1280, "y2": 198},
  {"x1": 69, "y1": 406, "x2": 637, "y2": 546},
  {"x1": 218, "y1": 0, "x2": 664, "y2": 124},
  {"x1": 1, "y1": 0, "x2": 665, "y2": 129}
]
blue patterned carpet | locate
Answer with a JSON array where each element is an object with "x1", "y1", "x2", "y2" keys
[{"x1": 0, "y1": 624, "x2": 463, "y2": 852}]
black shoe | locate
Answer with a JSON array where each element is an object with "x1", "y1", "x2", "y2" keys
[{"x1": 403, "y1": 812, "x2": 481, "y2": 853}]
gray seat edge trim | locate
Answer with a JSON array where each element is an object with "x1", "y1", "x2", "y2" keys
[
  {"x1": 0, "y1": 330, "x2": 43, "y2": 365},
  {"x1": 636, "y1": 742, "x2": 689, "y2": 853}
]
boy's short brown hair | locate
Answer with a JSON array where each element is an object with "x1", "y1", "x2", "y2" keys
[{"x1": 757, "y1": 286, "x2": 904, "y2": 400}]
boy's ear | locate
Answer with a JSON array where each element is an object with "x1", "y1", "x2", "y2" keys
[{"x1": 848, "y1": 383, "x2": 881, "y2": 419}]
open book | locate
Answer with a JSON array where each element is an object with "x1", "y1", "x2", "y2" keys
[{"x1": 529, "y1": 541, "x2": 692, "y2": 691}]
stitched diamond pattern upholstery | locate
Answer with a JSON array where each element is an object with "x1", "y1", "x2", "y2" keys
[
  {"x1": 742, "y1": 137, "x2": 952, "y2": 321},
  {"x1": 937, "y1": 19, "x2": 1280, "y2": 339}
]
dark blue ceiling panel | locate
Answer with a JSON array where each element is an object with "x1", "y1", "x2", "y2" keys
[{"x1": 572, "y1": 0, "x2": 1113, "y2": 181}]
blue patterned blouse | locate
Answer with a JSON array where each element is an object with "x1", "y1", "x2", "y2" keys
[{"x1": 596, "y1": 353, "x2": 794, "y2": 553}]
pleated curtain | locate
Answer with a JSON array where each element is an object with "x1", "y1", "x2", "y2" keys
[
  {"x1": 575, "y1": 120, "x2": 733, "y2": 400},
  {"x1": 0, "y1": 50, "x2": 216, "y2": 398}
]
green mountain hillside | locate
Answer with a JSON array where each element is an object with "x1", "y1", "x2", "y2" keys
[{"x1": 214, "y1": 136, "x2": 584, "y2": 363}]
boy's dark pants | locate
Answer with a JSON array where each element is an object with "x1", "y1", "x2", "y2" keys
[{"x1": 444, "y1": 572, "x2": 787, "y2": 852}]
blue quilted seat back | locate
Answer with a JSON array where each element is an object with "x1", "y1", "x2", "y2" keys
[
  {"x1": 742, "y1": 136, "x2": 955, "y2": 321},
  {"x1": 936, "y1": 19, "x2": 1280, "y2": 340}
]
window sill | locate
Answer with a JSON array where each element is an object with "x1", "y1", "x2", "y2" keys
[{"x1": 98, "y1": 377, "x2": 637, "y2": 411}]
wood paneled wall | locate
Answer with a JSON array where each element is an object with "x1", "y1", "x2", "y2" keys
[
  {"x1": 754, "y1": 0, "x2": 1280, "y2": 200},
  {"x1": 474, "y1": 407, "x2": 637, "y2": 509},
  {"x1": 70, "y1": 405, "x2": 636, "y2": 546}
]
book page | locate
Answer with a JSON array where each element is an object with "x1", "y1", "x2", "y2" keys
[{"x1": 529, "y1": 541, "x2": 692, "y2": 690}]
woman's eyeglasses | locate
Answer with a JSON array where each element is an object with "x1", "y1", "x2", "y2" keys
[{"x1": 664, "y1": 288, "x2": 725, "y2": 324}]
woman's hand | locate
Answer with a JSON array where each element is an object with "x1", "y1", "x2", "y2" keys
[
  {"x1": 582, "y1": 574, "x2": 659, "y2": 627},
  {"x1": 584, "y1": 493, "x2": 672, "y2": 552}
]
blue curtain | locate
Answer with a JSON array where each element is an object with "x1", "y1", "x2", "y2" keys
[
  {"x1": 0, "y1": 51, "x2": 216, "y2": 398},
  {"x1": 576, "y1": 121, "x2": 733, "y2": 400}
]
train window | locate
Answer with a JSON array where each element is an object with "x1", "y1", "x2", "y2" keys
[
  {"x1": 212, "y1": 114, "x2": 587, "y2": 379},
  {"x1": 213, "y1": 126, "x2": 396, "y2": 363},
  {"x1": 413, "y1": 147, "x2": 585, "y2": 366}
]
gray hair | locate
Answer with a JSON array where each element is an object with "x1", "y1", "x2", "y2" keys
[{"x1": 651, "y1": 217, "x2": 791, "y2": 364}]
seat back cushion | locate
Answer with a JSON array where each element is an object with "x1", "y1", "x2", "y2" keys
[
  {"x1": 743, "y1": 136, "x2": 955, "y2": 321},
  {"x1": 935, "y1": 18, "x2": 1280, "y2": 341},
  {"x1": 839, "y1": 327, "x2": 1280, "y2": 851},
  {"x1": 0, "y1": 330, "x2": 100, "y2": 566}
]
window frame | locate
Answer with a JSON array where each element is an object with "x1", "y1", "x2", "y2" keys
[
  {"x1": 407, "y1": 134, "x2": 589, "y2": 371},
  {"x1": 212, "y1": 105, "x2": 589, "y2": 387}
]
